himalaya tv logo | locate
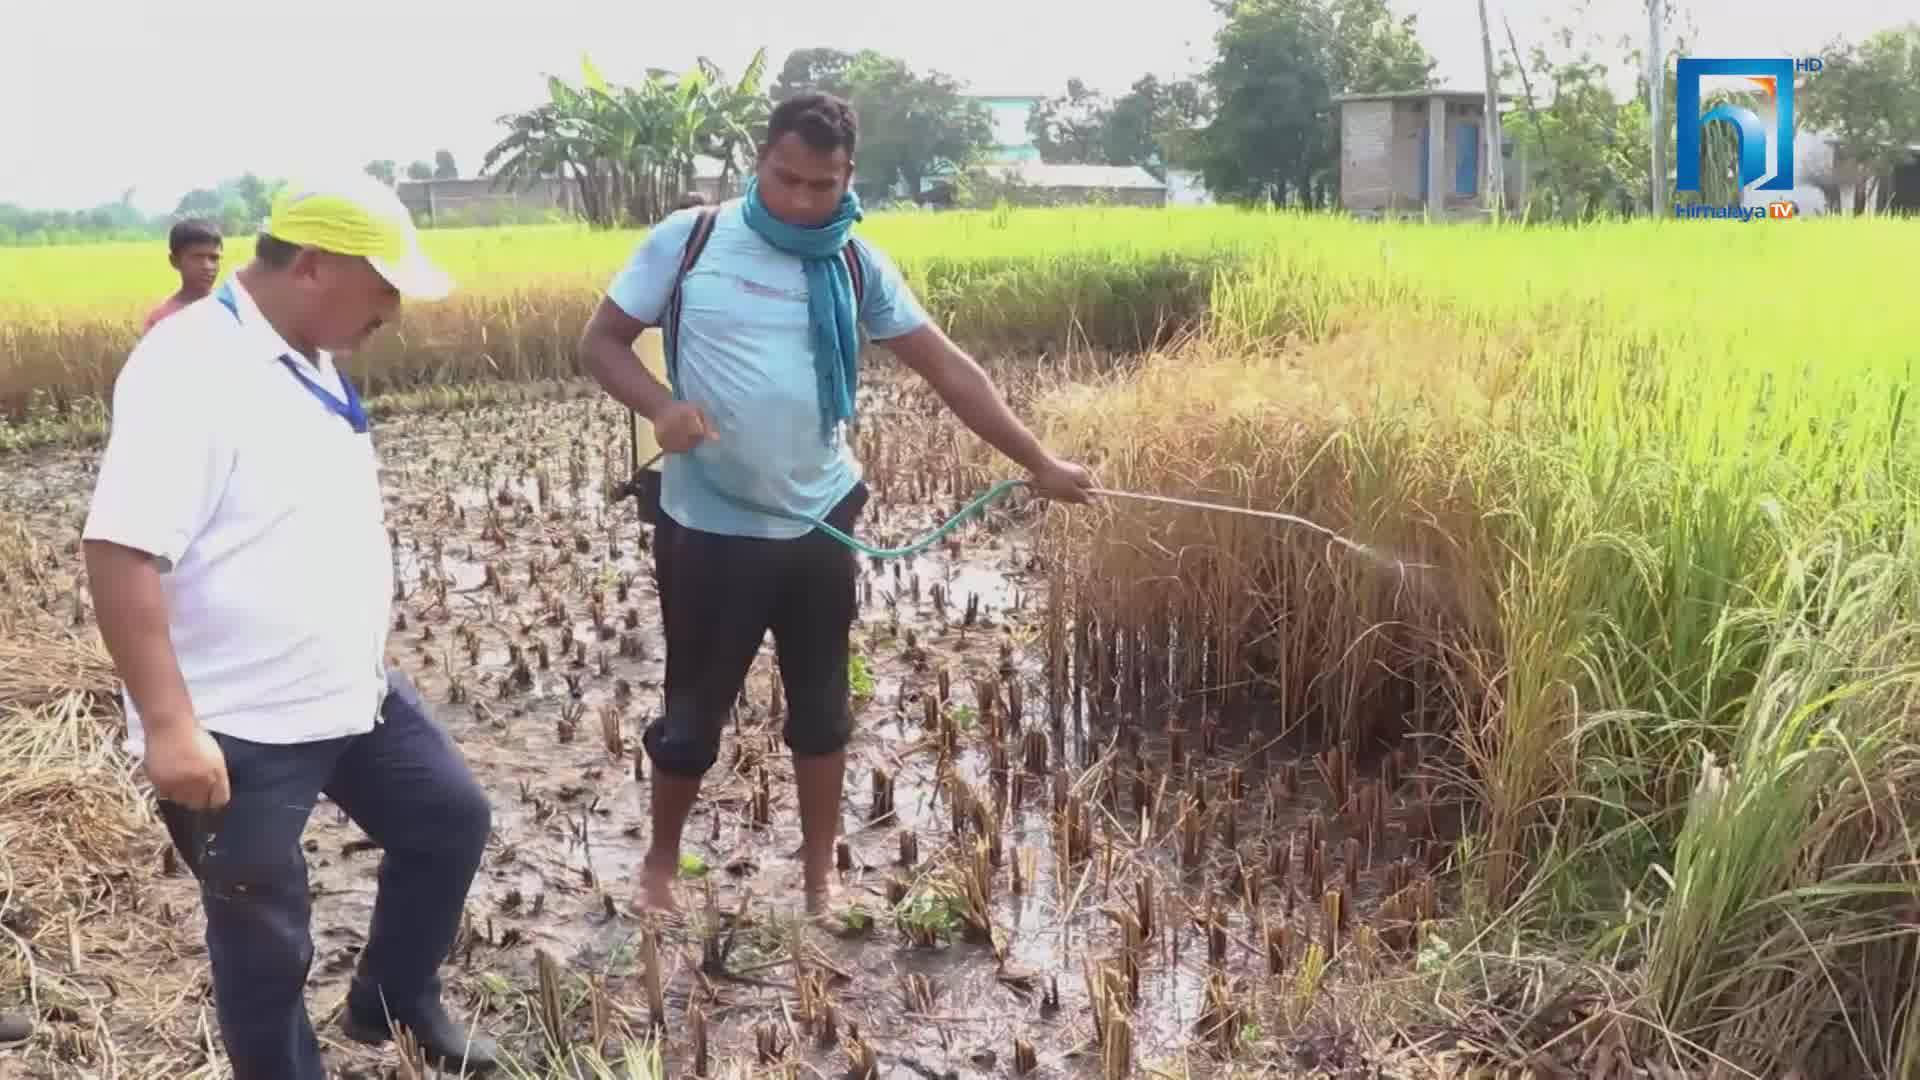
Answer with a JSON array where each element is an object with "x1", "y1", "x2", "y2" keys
[{"x1": 1674, "y1": 56, "x2": 1820, "y2": 221}]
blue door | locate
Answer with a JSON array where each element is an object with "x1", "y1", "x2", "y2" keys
[{"x1": 1456, "y1": 123, "x2": 1480, "y2": 196}]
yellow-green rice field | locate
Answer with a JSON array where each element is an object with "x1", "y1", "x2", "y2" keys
[{"x1": 3, "y1": 206, "x2": 1918, "y2": 1077}]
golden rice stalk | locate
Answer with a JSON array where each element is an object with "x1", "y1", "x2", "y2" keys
[{"x1": 0, "y1": 624, "x2": 115, "y2": 712}]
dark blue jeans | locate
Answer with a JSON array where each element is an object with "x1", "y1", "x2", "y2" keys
[{"x1": 157, "y1": 670, "x2": 492, "y2": 1080}]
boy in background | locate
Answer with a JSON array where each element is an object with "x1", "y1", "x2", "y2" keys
[{"x1": 142, "y1": 219, "x2": 223, "y2": 333}]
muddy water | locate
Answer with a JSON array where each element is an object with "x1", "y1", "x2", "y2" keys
[{"x1": 2, "y1": 377, "x2": 1436, "y2": 1078}]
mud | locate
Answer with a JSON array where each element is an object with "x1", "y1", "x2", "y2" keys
[{"x1": 0, "y1": 374, "x2": 1444, "y2": 1079}]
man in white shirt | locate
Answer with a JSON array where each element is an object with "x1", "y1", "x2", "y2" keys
[{"x1": 81, "y1": 175, "x2": 498, "y2": 1078}]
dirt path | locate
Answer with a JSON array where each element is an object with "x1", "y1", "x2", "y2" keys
[{"x1": 0, "y1": 376, "x2": 1439, "y2": 1079}]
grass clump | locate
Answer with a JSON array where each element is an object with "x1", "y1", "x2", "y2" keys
[{"x1": 1022, "y1": 211, "x2": 1920, "y2": 1076}]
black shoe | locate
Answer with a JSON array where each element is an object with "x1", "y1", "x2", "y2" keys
[
  {"x1": 341, "y1": 997, "x2": 499, "y2": 1074},
  {"x1": 0, "y1": 1012, "x2": 30, "y2": 1044}
]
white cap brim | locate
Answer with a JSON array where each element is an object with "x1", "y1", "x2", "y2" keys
[{"x1": 369, "y1": 245, "x2": 454, "y2": 301}]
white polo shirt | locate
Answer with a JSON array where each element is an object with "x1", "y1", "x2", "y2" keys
[{"x1": 82, "y1": 276, "x2": 394, "y2": 756}]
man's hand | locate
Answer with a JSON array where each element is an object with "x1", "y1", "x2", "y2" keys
[
  {"x1": 654, "y1": 401, "x2": 714, "y2": 453},
  {"x1": 881, "y1": 325, "x2": 1097, "y2": 506},
  {"x1": 1029, "y1": 457, "x2": 1097, "y2": 503},
  {"x1": 144, "y1": 722, "x2": 230, "y2": 810}
]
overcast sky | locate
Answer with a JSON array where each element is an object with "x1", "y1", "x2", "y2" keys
[{"x1": 0, "y1": 0, "x2": 1898, "y2": 215}]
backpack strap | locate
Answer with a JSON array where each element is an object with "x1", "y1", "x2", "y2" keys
[
  {"x1": 662, "y1": 205, "x2": 721, "y2": 392},
  {"x1": 662, "y1": 207, "x2": 868, "y2": 389},
  {"x1": 842, "y1": 239, "x2": 866, "y2": 312}
]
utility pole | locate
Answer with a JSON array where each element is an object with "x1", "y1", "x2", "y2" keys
[
  {"x1": 1648, "y1": 0, "x2": 1665, "y2": 217},
  {"x1": 1476, "y1": 0, "x2": 1506, "y2": 218}
]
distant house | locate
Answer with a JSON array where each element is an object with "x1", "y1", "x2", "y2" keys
[
  {"x1": 968, "y1": 93, "x2": 1046, "y2": 164},
  {"x1": 1733, "y1": 130, "x2": 1920, "y2": 216},
  {"x1": 1164, "y1": 169, "x2": 1214, "y2": 206},
  {"x1": 897, "y1": 93, "x2": 1171, "y2": 208},
  {"x1": 971, "y1": 161, "x2": 1168, "y2": 207},
  {"x1": 1333, "y1": 89, "x2": 1522, "y2": 219},
  {"x1": 396, "y1": 177, "x2": 577, "y2": 226},
  {"x1": 400, "y1": 156, "x2": 733, "y2": 226},
  {"x1": 681, "y1": 156, "x2": 732, "y2": 202}
]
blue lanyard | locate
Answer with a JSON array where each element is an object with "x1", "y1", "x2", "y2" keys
[{"x1": 214, "y1": 282, "x2": 370, "y2": 435}]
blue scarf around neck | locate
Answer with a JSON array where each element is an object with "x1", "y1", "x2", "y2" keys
[{"x1": 739, "y1": 176, "x2": 864, "y2": 441}]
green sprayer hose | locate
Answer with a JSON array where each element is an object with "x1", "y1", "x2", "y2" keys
[
  {"x1": 637, "y1": 450, "x2": 1029, "y2": 560},
  {"x1": 759, "y1": 476, "x2": 1029, "y2": 559},
  {"x1": 634, "y1": 451, "x2": 1428, "y2": 572}
]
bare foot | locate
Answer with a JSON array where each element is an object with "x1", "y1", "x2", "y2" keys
[
  {"x1": 630, "y1": 859, "x2": 680, "y2": 916},
  {"x1": 801, "y1": 855, "x2": 835, "y2": 916}
]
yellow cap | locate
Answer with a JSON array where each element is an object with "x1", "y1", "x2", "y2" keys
[{"x1": 265, "y1": 174, "x2": 454, "y2": 301}]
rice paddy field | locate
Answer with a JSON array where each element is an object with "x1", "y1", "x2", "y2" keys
[{"x1": 2, "y1": 205, "x2": 1918, "y2": 1079}]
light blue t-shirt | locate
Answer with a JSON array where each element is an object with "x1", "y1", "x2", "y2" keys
[{"x1": 606, "y1": 200, "x2": 931, "y2": 540}]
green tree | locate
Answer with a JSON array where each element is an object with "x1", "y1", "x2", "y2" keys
[
  {"x1": 0, "y1": 175, "x2": 285, "y2": 247},
  {"x1": 231, "y1": 173, "x2": 277, "y2": 223},
  {"x1": 1497, "y1": 1, "x2": 1726, "y2": 219},
  {"x1": 1027, "y1": 78, "x2": 1113, "y2": 164},
  {"x1": 1197, "y1": 0, "x2": 1434, "y2": 207},
  {"x1": 1501, "y1": 37, "x2": 1645, "y2": 218},
  {"x1": 406, "y1": 160, "x2": 434, "y2": 181},
  {"x1": 364, "y1": 160, "x2": 397, "y2": 186},
  {"x1": 1104, "y1": 75, "x2": 1210, "y2": 178},
  {"x1": 839, "y1": 52, "x2": 993, "y2": 201},
  {"x1": 771, "y1": 47, "x2": 856, "y2": 101},
  {"x1": 434, "y1": 149, "x2": 459, "y2": 179},
  {"x1": 173, "y1": 173, "x2": 282, "y2": 236},
  {"x1": 1802, "y1": 23, "x2": 1920, "y2": 212},
  {"x1": 769, "y1": 47, "x2": 995, "y2": 201}
]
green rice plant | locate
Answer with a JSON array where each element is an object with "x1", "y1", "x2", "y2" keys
[
  {"x1": 1635, "y1": 527, "x2": 1920, "y2": 1075},
  {"x1": 1020, "y1": 209, "x2": 1919, "y2": 1073}
]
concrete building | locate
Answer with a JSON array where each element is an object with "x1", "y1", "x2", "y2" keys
[
  {"x1": 901, "y1": 93, "x2": 1175, "y2": 207},
  {"x1": 395, "y1": 177, "x2": 576, "y2": 226},
  {"x1": 1333, "y1": 89, "x2": 1522, "y2": 219},
  {"x1": 1730, "y1": 130, "x2": 1920, "y2": 216},
  {"x1": 975, "y1": 161, "x2": 1168, "y2": 206},
  {"x1": 401, "y1": 156, "x2": 732, "y2": 226},
  {"x1": 969, "y1": 94, "x2": 1046, "y2": 164}
]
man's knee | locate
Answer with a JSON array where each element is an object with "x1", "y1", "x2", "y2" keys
[
  {"x1": 399, "y1": 744, "x2": 493, "y2": 865},
  {"x1": 378, "y1": 669, "x2": 492, "y2": 857},
  {"x1": 776, "y1": 619, "x2": 853, "y2": 758},
  {"x1": 783, "y1": 691, "x2": 853, "y2": 758},
  {"x1": 439, "y1": 769, "x2": 492, "y2": 864},
  {"x1": 642, "y1": 700, "x2": 725, "y2": 778}
]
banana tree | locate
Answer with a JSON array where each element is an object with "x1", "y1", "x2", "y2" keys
[
  {"x1": 483, "y1": 50, "x2": 771, "y2": 227},
  {"x1": 483, "y1": 73, "x2": 621, "y2": 225},
  {"x1": 697, "y1": 48, "x2": 772, "y2": 198}
]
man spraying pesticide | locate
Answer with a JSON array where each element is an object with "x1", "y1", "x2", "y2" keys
[{"x1": 580, "y1": 92, "x2": 1097, "y2": 918}]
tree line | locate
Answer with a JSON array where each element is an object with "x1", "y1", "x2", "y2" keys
[
  {"x1": 480, "y1": 5, "x2": 1916, "y2": 223},
  {"x1": 471, "y1": 0, "x2": 1440, "y2": 228},
  {"x1": 3, "y1": 6, "x2": 1914, "y2": 244},
  {"x1": 363, "y1": 151, "x2": 462, "y2": 187}
]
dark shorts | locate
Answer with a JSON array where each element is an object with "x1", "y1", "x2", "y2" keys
[{"x1": 643, "y1": 483, "x2": 867, "y2": 777}]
